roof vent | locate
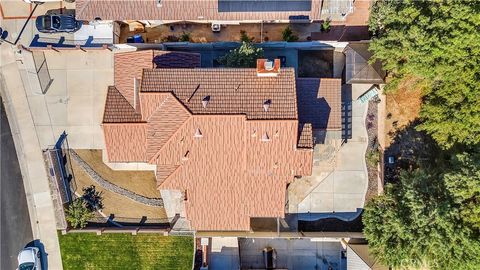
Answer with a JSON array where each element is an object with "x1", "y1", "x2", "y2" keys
[
  {"x1": 261, "y1": 132, "x2": 270, "y2": 142},
  {"x1": 263, "y1": 99, "x2": 271, "y2": 112},
  {"x1": 182, "y1": 150, "x2": 190, "y2": 161},
  {"x1": 257, "y1": 59, "x2": 281, "y2": 77},
  {"x1": 202, "y1": 96, "x2": 210, "y2": 108},
  {"x1": 264, "y1": 60, "x2": 274, "y2": 71},
  {"x1": 194, "y1": 128, "x2": 203, "y2": 138}
]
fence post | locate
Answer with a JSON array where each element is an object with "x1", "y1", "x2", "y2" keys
[{"x1": 47, "y1": 45, "x2": 60, "y2": 52}]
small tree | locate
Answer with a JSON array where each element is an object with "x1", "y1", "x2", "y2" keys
[
  {"x1": 179, "y1": 32, "x2": 191, "y2": 42},
  {"x1": 282, "y1": 26, "x2": 298, "y2": 42},
  {"x1": 82, "y1": 185, "x2": 104, "y2": 211},
  {"x1": 218, "y1": 41, "x2": 264, "y2": 68},
  {"x1": 240, "y1": 30, "x2": 254, "y2": 43},
  {"x1": 321, "y1": 19, "x2": 331, "y2": 32},
  {"x1": 66, "y1": 198, "x2": 93, "y2": 229}
]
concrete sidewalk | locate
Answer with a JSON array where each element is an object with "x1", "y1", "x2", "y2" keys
[{"x1": 0, "y1": 44, "x2": 63, "y2": 269}]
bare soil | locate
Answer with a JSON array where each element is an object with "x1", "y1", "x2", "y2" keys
[
  {"x1": 119, "y1": 22, "x2": 322, "y2": 43},
  {"x1": 365, "y1": 100, "x2": 379, "y2": 202},
  {"x1": 384, "y1": 76, "x2": 423, "y2": 147},
  {"x1": 70, "y1": 150, "x2": 167, "y2": 220},
  {"x1": 298, "y1": 50, "x2": 333, "y2": 77},
  {"x1": 73, "y1": 149, "x2": 159, "y2": 198}
]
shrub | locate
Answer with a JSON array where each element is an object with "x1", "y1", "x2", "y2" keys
[
  {"x1": 179, "y1": 32, "x2": 191, "y2": 42},
  {"x1": 240, "y1": 30, "x2": 254, "y2": 42},
  {"x1": 321, "y1": 19, "x2": 331, "y2": 32},
  {"x1": 282, "y1": 26, "x2": 299, "y2": 42},
  {"x1": 161, "y1": 35, "x2": 179, "y2": 42},
  {"x1": 82, "y1": 185, "x2": 103, "y2": 211},
  {"x1": 366, "y1": 148, "x2": 380, "y2": 167},
  {"x1": 217, "y1": 41, "x2": 264, "y2": 68},
  {"x1": 66, "y1": 198, "x2": 94, "y2": 229}
]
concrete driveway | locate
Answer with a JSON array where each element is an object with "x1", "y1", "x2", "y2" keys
[
  {"x1": 290, "y1": 84, "x2": 371, "y2": 216},
  {"x1": 18, "y1": 49, "x2": 113, "y2": 149},
  {"x1": 239, "y1": 238, "x2": 346, "y2": 270}
]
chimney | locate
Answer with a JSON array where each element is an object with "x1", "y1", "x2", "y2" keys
[
  {"x1": 256, "y1": 59, "x2": 281, "y2": 77},
  {"x1": 133, "y1": 77, "x2": 140, "y2": 111}
]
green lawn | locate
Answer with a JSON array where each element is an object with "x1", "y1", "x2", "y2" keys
[{"x1": 58, "y1": 232, "x2": 193, "y2": 270}]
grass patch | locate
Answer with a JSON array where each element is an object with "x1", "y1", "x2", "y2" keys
[{"x1": 58, "y1": 232, "x2": 193, "y2": 270}]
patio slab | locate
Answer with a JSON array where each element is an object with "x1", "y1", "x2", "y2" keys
[{"x1": 291, "y1": 95, "x2": 369, "y2": 215}]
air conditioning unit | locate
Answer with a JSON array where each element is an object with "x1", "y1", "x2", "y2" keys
[{"x1": 211, "y1": 23, "x2": 221, "y2": 32}]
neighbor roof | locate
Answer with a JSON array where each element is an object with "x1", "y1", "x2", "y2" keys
[
  {"x1": 76, "y1": 0, "x2": 323, "y2": 21},
  {"x1": 296, "y1": 78, "x2": 342, "y2": 130},
  {"x1": 141, "y1": 68, "x2": 298, "y2": 120},
  {"x1": 348, "y1": 243, "x2": 389, "y2": 270},
  {"x1": 344, "y1": 42, "x2": 386, "y2": 84}
]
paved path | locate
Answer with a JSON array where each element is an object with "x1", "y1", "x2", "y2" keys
[
  {"x1": 0, "y1": 98, "x2": 34, "y2": 270},
  {"x1": 292, "y1": 84, "x2": 371, "y2": 217},
  {"x1": 0, "y1": 43, "x2": 63, "y2": 269}
]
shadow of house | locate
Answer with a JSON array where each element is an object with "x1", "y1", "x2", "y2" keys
[
  {"x1": 296, "y1": 78, "x2": 342, "y2": 144},
  {"x1": 311, "y1": 25, "x2": 370, "y2": 42}
]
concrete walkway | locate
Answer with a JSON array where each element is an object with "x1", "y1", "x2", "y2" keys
[
  {"x1": 291, "y1": 84, "x2": 370, "y2": 216},
  {"x1": 0, "y1": 44, "x2": 63, "y2": 269}
]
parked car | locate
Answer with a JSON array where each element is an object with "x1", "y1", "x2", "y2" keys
[
  {"x1": 17, "y1": 247, "x2": 42, "y2": 270},
  {"x1": 35, "y1": 14, "x2": 82, "y2": 33},
  {"x1": 263, "y1": 247, "x2": 277, "y2": 270}
]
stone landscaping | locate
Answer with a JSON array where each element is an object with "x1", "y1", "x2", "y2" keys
[{"x1": 70, "y1": 150, "x2": 163, "y2": 207}]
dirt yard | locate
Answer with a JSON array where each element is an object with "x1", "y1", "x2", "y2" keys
[
  {"x1": 119, "y1": 22, "x2": 322, "y2": 43},
  {"x1": 384, "y1": 76, "x2": 424, "y2": 147},
  {"x1": 71, "y1": 150, "x2": 167, "y2": 220}
]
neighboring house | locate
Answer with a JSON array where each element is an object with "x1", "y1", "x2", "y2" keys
[
  {"x1": 102, "y1": 50, "x2": 317, "y2": 231},
  {"x1": 76, "y1": 0, "x2": 354, "y2": 22},
  {"x1": 347, "y1": 242, "x2": 389, "y2": 270},
  {"x1": 344, "y1": 41, "x2": 386, "y2": 85}
]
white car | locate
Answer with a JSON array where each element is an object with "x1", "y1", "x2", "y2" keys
[{"x1": 17, "y1": 247, "x2": 42, "y2": 270}]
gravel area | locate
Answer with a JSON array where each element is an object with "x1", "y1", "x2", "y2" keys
[
  {"x1": 70, "y1": 150, "x2": 163, "y2": 207},
  {"x1": 365, "y1": 99, "x2": 380, "y2": 202}
]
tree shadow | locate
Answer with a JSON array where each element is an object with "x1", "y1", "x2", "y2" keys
[{"x1": 384, "y1": 119, "x2": 443, "y2": 184}]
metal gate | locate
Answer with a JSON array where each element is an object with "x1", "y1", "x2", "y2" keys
[{"x1": 32, "y1": 51, "x2": 53, "y2": 94}]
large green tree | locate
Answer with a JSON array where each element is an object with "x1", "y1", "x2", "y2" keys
[
  {"x1": 369, "y1": 0, "x2": 480, "y2": 148},
  {"x1": 444, "y1": 152, "x2": 480, "y2": 230},
  {"x1": 364, "y1": 151, "x2": 480, "y2": 269}
]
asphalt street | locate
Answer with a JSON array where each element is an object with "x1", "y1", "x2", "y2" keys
[{"x1": 1, "y1": 97, "x2": 34, "y2": 270}]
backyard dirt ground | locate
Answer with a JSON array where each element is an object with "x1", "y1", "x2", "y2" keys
[
  {"x1": 71, "y1": 150, "x2": 167, "y2": 220},
  {"x1": 384, "y1": 77, "x2": 423, "y2": 147},
  {"x1": 119, "y1": 22, "x2": 322, "y2": 43}
]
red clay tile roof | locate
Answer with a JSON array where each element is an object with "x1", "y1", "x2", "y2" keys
[
  {"x1": 115, "y1": 50, "x2": 201, "y2": 107},
  {"x1": 103, "y1": 50, "x2": 313, "y2": 231},
  {"x1": 296, "y1": 78, "x2": 342, "y2": 130},
  {"x1": 298, "y1": 123, "x2": 313, "y2": 149},
  {"x1": 103, "y1": 86, "x2": 143, "y2": 123},
  {"x1": 76, "y1": 0, "x2": 323, "y2": 21},
  {"x1": 156, "y1": 116, "x2": 312, "y2": 231},
  {"x1": 141, "y1": 68, "x2": 298, "y2": 120},
  {"x1": 103, "y1": 123, "x2": 148, "y2": 162}
]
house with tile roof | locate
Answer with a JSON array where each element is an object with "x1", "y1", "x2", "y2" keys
[
  {"x1": 102, "y1": 50, "x2": 318, "y2": 231},
  {"x1": 76, "y1": 0, "x2": 355, "y2": 23}
]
